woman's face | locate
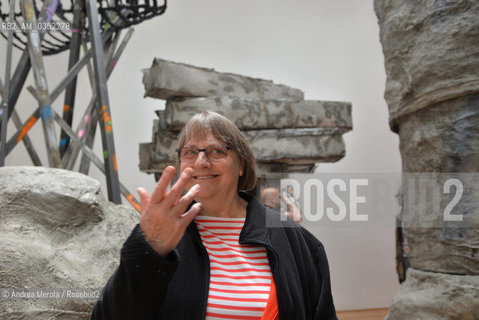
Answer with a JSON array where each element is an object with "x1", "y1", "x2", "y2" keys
[{"x1": 179, "y1": 132, "x2": 243, "y2": 203}]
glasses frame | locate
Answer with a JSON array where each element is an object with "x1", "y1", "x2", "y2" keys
[{"x1": 176, "y1": 145, "x2": 232, "y2": 163}]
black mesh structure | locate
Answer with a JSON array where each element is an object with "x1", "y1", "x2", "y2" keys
[
  {"x1": 0, "y1": 0, "x2": 166, "y2": 55},
  {"x1": 98, "y1": 0, "x2": 166, "y2": 29}
]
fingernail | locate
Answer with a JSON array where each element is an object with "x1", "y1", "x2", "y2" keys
[{"x1": 192, "y1": 184, "x2": 200, "y2": 192}]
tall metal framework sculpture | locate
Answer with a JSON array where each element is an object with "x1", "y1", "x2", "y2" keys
[{"x1": 0, "y1": 0, "x2": 167, "y2": 210}]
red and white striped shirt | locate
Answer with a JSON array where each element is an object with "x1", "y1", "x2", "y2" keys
[{"x1": 195, "y1": 215, "x2": 273, "y2": 320}]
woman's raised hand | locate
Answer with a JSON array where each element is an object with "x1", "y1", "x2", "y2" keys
[{"x1": 137, "y1": 166, "x2": 201, "y2": 257}]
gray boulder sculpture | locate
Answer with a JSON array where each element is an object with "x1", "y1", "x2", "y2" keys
[
  {"x1": 375, "y1": 0, "x2": 479, "y2": 319},
  {"x1": 387, "y1": 268, "x2": 479, "y2": 320},
  {"x1": 0, "y1": 166, "x2": 139, "y2": 319}
]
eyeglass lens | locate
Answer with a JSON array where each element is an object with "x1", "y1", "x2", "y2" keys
[{"x1": 179, "y1": 146, "x2": 230, "y2": 162}]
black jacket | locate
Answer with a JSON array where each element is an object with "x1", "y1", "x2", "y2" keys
[{"x1": 92, "y1": 192, "x2": 337, "y2": 319}]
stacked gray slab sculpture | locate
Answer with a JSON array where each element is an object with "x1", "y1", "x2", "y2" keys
[
  {"x1": 375, "y1": 1, "x2": 479, "y2": 319},
  {"x1": 139, "y1": 58, "x2": 352, "y2": 187}
]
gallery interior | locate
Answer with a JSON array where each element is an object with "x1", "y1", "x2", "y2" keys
[{"x1": 1, "y1": 0, "x2": 478, "y2": 319}]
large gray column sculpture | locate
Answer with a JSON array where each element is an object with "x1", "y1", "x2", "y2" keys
[{"x1": 375, "y1": 1, "x2": 479, "y2": 318}]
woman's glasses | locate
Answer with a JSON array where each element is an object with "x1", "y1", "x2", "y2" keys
[{"x1": 176, "y1": 145, "x2": 232, "y2": 163}]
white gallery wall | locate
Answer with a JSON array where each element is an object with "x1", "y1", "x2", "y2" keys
[{"x1": 1, "y1": 0, "x2": 402, "y2": 311}]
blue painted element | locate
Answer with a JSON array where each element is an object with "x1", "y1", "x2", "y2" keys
[
  {"x1": 41, "y1": 105, "x2": 53, "y2": 120},
  {"x1": 60, "y1": 138, "x2": 69, "y2": 147}
]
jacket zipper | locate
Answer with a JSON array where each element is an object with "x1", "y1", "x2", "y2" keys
[{"x1": 240, "y1": 239, "x2": 282, "y2": 319}]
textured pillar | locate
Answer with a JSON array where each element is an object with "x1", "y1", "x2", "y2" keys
[
  {"x1": 375, "y1": 0, "x2": 479, "y2": 318},
  {"x1": 399, "y1": 95, "x2": 479, "y2": 274}
]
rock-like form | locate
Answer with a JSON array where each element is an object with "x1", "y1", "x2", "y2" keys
[
  {"x1": 0, "y1": 166, "x2": 139, "y2": 319},
  {"x1": 140, "y1": 58, "x2": 352, "y2": 184},
  {"x1": 386, "y1": 268, "x2": 479, "y2": 320},
  {"x1": 139, "y1": 131, "x2": 178, "y2": 174},
  {"x1": 399, "y1": 94, "x2": 479, "y2": 275},
  {"x1": 244, "y1": 129, "x2": 345, "y2": 163},
  {"x1": 143, "y1": 58, "x2": 304, "y2": 101},
  {"x1": 375, "y1": 0, "x2": 479, "y2": 130},
  {"x1": 165, "y1": 97, "x2": 352, "y2": 131},
  {"x1": 376, "y1": 0, "x2": 479, "y2": 317}
]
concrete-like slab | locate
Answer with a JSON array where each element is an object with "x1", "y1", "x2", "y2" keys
[
  {"x1": 244, "y1": 128, "x2": 345, "y2": 162},
  {"x1": 165, "y1": 97, "x2": 352, "y2": 131},
  {"x1": 143, "y1": 58, "x2": 304, "y2": 100},
  {"x1": 139, "y1": 129, "x2": 345, "y2": 174}
]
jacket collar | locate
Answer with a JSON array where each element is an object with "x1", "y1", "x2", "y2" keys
[
  {"x1": 186, "y1": 191, "x2": 273, "y2": 247},
  {"x1": 238, "y1": 191, "x2": 271, "y2": 246}
]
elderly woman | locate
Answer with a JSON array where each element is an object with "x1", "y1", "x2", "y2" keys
[{"x1": 92, "y1": 111, "x2": 337, "y2": 320}]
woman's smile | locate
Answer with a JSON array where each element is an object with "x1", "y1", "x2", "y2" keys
[{"x1": 193, "y1": 174, "x2": 219, "y2": 180}]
